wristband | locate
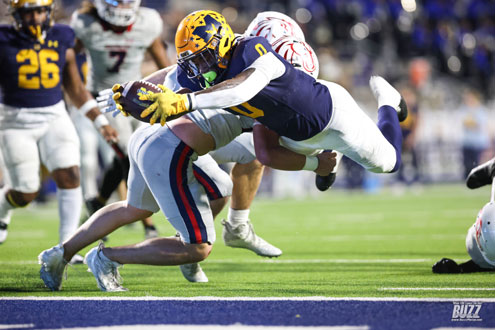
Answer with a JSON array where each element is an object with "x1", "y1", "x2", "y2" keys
[
  {"x1": 93, "y1": 114, "x2": 109, "y2": 129},
  {"x1": 302, "y1": 156, "x2": 319, "y2": 171},
  {"x1": 78, "y1": 99, "x2": 98, "y2": 115},
  {"x1": 188, "y1": 93, "x2": 197, "y2": 110}
]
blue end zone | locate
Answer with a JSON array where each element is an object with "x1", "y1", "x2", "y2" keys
[{"x1": 1, "y1": 299, "x2": 494, "y2": 329}]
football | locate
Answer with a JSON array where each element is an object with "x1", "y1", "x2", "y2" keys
[{"x1": 115, "y1": 80, "x2": 162, "y2": 123}]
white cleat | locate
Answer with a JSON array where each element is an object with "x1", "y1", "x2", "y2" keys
[
  {"x1": 369, "y1": 75, "x2": 408, "y2": 122},
  {"x1": 222, "y1": 220, "x2": 282, "y2": 257},
  {"x1": 69, "y1": 254, "x2": 84, "y2": 265},
  {"x1": 38, "y1": 244, "x2": 68, "y2": 291},
  {"x1": 180, "y1": 263, "x2": 209, "y2": 283},
  {"x1": 0, "y1": 222, "x2": 7, "y2": 244},
  {"x1": 84, "y1": 242, "x2": 127, "y2": 292}
]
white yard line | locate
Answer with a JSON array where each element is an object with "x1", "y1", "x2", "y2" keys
[
  {"x1": 0, "y1": 258, "x2": 435, "y2": 265},
  {"x1": 2, "y1": 297, "x2": 495, "y2": 302},
  {"x1": 379, "y1": 287, "x2": 495, "y2": 291}
]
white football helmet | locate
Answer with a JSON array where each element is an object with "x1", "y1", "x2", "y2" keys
[
  {"x1": 244, "y1": 11, "x2": 305, "y2": 44},
  {"x1": 474, "y1": 202, "x2": 495, "y2": 266},
  {"x1": 271, "y1": 36, "x2": 319, "y2": 78},
  {"x1": 95, "y1": 0, "x2": 141, "y2": 27}
]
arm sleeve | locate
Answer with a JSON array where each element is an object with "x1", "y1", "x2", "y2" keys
[{"x1": 190, "y1": 51, "x2": 286, "y2": 110}]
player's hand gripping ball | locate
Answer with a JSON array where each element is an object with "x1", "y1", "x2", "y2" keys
[
  {"x1": 139, "y1": 85, "x2": 190, "y2": 126},
  {"x1": 111, "y1": 80, "x2": 163, "y2": 123}
]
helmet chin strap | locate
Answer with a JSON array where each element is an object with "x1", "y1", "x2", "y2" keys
[{"x1": 202, "y1": 71, "x2": 218, "y2": 88}]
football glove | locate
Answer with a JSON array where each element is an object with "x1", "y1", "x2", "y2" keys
[
  {"x1": 432, "y1": 258, "x2": 461, "y2": 274},
  {"x1": 139, "y1": 85, "x2": 190, "y2": 126},
  {"x1": 111, "y1": 83, "x2": 130, "y2": 117}
]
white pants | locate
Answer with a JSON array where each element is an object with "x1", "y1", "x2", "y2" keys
[
  {"x1": 127, "y1": 124, "x2": 219, "y2": 244},
  {"x1": 0, "y1": 101, "x2": 80, "y2": 192},
  {"x1": 209, "y1": 133, "x2": 256, "y2": 165},
  {"x1": 279, "y1": 81, "x2": 397, "y2": 173}
]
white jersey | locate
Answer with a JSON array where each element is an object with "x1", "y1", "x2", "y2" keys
[
  {"x1": 162, "y1": 66, "x2": 254, "y2": 149},
  {"x1": 71, "y1": 7, "x2": 162, "y2": 93}
]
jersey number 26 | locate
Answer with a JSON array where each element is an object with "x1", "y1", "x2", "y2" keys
[{"x1": 16, "y1": 49, "x2": 60, "y2": 89}]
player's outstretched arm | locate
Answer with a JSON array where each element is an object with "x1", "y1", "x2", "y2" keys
[
  {"x1": 63, "y1": 48, "x2": 118, "y2": 143},
  {"x1": 253, "y1": 123, "x2": 336, "y2": 176}
]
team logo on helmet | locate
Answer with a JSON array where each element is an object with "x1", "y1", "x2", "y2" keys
[{"x1": 176, "y1": 10, "x2": 235, "y2": 88}]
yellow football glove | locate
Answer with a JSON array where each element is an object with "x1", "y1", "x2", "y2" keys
[
  {"x1": 139, "y1": 84, "x2": 190, "y2": 126},
  {"x1": 111, "y1": 83, "x2": 129, "y2": 117}
]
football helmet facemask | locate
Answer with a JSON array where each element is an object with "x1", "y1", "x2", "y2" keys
[
  {"x1": 10, "y1": 0, "x2": 54, "y2": 43},
  {"x1": 175, "y1": 10, "x2": 235, "y2": 88},
  {"x1": 95, "y1": 0, "x2": 141, "y2": 27},
  {"x1": 271, "y1": 36, "x2": 319, "y2": 78},
  {"x1": 244, "y1": 11, "x2": 305, "y2": 44},
  {"x1": 474, "y1": 202, "x2": 495, "y2": 266}
]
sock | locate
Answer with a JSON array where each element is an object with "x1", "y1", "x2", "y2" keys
[
  {"x1": 57, "y1": 187, "x2": 83, "y2": 243},
  {"x1": 227, "y1": 208, "x2": 250, "y2": 227},
  {"x1": 377, "y1": 105, "x2": 403, "y2": 172},
  {"x1": 99, "y1": 156, "x2": 127, "y2": 200},
  {"x1": 0, "y1": 187, "x2": 15, "y2": 226}
]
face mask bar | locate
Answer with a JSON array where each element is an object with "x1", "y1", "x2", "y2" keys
[{"x1": 178, "y1": 37, "x2": 221, "y2": 82}]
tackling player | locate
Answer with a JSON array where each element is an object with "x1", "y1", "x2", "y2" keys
[
  {"x1": 70, "y1": 0, "x2": 171, "y2": 238},
  {"x1": 432, "y1": 157, "x2": 495, "y2": 273},
  {"x1": 0, "y1": 0, "x2": 117, "y2": 247},
  {"x1": 38, "y1": 71, "x2": 336, "y2": 291},
  {"x1": 138, "y1": 10, "x2": 407, "y2": 180}
]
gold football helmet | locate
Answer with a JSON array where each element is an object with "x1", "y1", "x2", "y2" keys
[
  {"x1": 175, "y1": 10, "x2": 235, "y2": 87},
  {"x1": 10, "y1": 0, "x2": 54, "y2": 43}
]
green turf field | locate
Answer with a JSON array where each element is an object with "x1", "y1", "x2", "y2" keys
[{"x1": 1, "y1": 183, "x2": 493, "y2": 298}]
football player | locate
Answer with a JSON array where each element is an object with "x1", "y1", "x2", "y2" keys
[
  {"x1": 38, "y1": 74, "x2": 336, "y2": 291},
  {"x1": 138, "y1": 10, "x2": 406, "y2": 181},
  {"x1": 432, "y1": 174, "x2": 495, "y2": 273},
  {"x1": 0, "y1": 0, "x2": 117, "y2": 248},
  {"x1": 70, "y1": 0, "x2": 171, "y2": 238}
]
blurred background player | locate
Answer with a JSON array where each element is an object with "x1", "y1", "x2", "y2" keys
[
  {"x1": 432, "y1": 162, "x2": 495, "y2": 273},
  {"x1": 0, "y1": 0, "x2": 117, "y2": 251},
  {"x1": 70, "y1": 0, "x2": 171, "y2": 238}
]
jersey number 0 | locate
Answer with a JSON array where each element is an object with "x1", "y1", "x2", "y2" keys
[{"x1": 16, "y1": 49, "x2": 60, "y2": 89}]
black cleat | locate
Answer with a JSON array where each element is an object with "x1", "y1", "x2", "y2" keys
[
  {"x1": 466, "y1": 158, "x2": 495, "y2": 189},
  {"x1": 432, "y1": 258, "x2": 461, "y2": 274},
  {"x1": 315, "y1": 173, "x2": 336, "y2": 192},
  {"x1": 397, "y1": 97, "x2": 408, "y2": 122}
]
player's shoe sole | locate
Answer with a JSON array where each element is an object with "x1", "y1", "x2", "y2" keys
[{"x1": 180, "y1": 263, "x2": 208, "y2": 282}]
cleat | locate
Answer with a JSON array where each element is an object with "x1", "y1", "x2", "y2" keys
[
  {"x1": 38, "y1": 244, "x2": 68, "y2": 291},
  {"x1": 144, "y1": 225, "x2": 159, "y2": 240},
  {"x1": 315, "y1": 173, "x2": 336, "y2": 192},
  {"x1": 69, "y1": 254, "x2": 84, "y2": 265},
  {"x1": 432, "y1": 258, "x2": 461, "y2": 274},
  {"x1": 180, "y1": 263, "x2": 208, "y2": 283},
  {"x1": 315, "y1": 151, "x2": 342, "y2": 192},
  {"x1": 84, "y1": 242, "x2": 127, "y2": 292},
  {"x1": 222, "y1": 220, "x2": 282, "y2": 257},
  {"x1": 369, "y1": 76, "x2": 408, "y2": 122},
  {"x1": 0, "y1": 222, "x2": 8, "y2": 244},
  {"x1": 466, "y1": 158, "x2": 495, "y2": 189}
]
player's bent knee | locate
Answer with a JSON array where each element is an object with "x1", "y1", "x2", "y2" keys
[
  {"x1": 52, "y1": 166, "x2": 81, "y2": 189},
  {"x1": 7, "y1": 190, "x2": 38, "y2": 207},
  {"x1": 185, "y1": 243, "x2": 212, "y2": 263}
]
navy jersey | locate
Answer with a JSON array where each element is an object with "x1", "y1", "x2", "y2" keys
[
  {"x1": 178, "y1": 36, "x2": 333, "y2": 141},
  {"x1": 0, "y1": 24, "x2": 75, "y2": 108}
]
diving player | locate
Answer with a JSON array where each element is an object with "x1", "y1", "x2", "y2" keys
[
  {"x1": 38, "y1": 75, "x2": 337, "y2": 291},
  {"x1": 70, "y1": 0, "x2": 171, "y2": 238},
  {"x1": 138, "y1": 10, "x2": 407, "y2": 180},
  {"x1": 0, "y1": 0, "x2": 117, "y2": 247}
]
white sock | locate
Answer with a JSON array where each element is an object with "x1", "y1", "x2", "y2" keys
[
  {"x1": 57, "y1": 187, "x2": 83, "y2": 243},
  {"x1": 227, "y1": 208, "x2": 250, "y2": 227},
  {"x1": 0, "y1": 187, "x2": 14, "y2": 225}
]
